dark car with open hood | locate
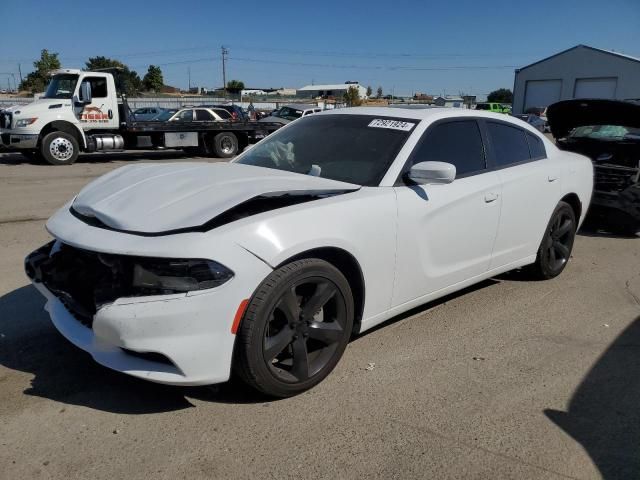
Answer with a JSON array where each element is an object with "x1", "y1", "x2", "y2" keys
[{"x1": 548, "y1": 99, "x2": 640, "y2": 235}]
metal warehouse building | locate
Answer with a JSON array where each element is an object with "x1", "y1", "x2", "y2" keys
[
  {"x1": 297, "y1": 83, "x2": 369, "y2": 99},
  {"x1": 513, "y1": 44, "x2": 640, "y2": 114}
]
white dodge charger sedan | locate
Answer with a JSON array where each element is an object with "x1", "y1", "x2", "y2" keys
[{"x1": 25, "y1": 107, "x2": 593, "y2": 397}]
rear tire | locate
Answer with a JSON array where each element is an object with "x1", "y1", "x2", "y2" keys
[
  {"x1": 529, "y1": 201, "x2": 577, "y2": 279},
  {"x1": 213, "y1": 132, "x2": 238, "y2": 158},
  {"x1": 41, "y1": 131, "x2": 79, "y2": 165},
  {"x1": 234, "y1": 259, "x2": 354, "y2": 398}
]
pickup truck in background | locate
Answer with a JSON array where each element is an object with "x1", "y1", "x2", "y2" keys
[{"x1": 0, "y1": 69, "x2": 282, "y2": 165}]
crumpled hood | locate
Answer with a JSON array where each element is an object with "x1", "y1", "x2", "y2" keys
[
  {"x1": 72, "y1": 162, "x2": 359, "y2": 234},
  {"x1": 547, "y1": 99, "x2": 640, "y2": 139}
]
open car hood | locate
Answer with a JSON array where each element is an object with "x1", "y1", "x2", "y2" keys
[
  {"x1": 71, "y1": 162, "x2": 359, "y2": 235},
  {"x1": 547, "y1": 99, "x2": 640, "y2": 139}
]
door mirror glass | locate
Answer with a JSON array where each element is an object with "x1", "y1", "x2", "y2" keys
[
  {"x1": 78, "y1": 81, "x2": 92, "y2": 104},
  {"x1": 407, "y1": 161, "x2": 456, "y2": 185}
]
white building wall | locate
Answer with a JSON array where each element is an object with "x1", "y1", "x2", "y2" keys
[{"x1": 513, "y1": 46, "x2": 640, "y2": 113}]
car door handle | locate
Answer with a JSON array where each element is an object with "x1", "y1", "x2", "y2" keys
[
  {"x1": 548, "y1": 175, "x2": 558, "y2": 182},
  {"x1": 484, "y1": 193, "x2": 499, "y2": 203}
]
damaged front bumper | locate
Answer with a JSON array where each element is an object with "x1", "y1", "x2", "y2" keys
[
  {"x1": 25, "y1": 240, "x2": 268, "y2": 386},
  {"x1": 592, "y1": 164, "x2": 640, "y2": 230}
]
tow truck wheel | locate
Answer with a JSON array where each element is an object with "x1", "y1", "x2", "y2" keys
[
  {"x1": 213, "y1": 132, "x2": 238, "y2": 158},
  {"x1": 41, "y1": 131, "x2": 79, "y2": 165}
]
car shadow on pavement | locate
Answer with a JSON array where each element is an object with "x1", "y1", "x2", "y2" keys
[
  {"x1": 545, "y1": 316, "x2": 640, "y2": 479},
  {"x1": 577, "y1": 227, "x2": 639, "y2": 240},
  {"x1": 353, "y1": 278, "x2": 501, "y2": 339},
  {"x1": 0, "y1": 284, "x2": 265, "y2": 413}
]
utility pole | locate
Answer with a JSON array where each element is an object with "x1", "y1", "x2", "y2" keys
[
  {"x1": 18, "y1": 64, "x2": 23, "y2": 86},
  {"x1": 188, "y1": 66, "x2": 191, "y2": 91},
  {"x1": 221, "y1": 46, "x2": 228, "y2": 98}
]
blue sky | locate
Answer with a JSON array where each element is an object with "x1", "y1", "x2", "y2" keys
[{"x1": 1, "y1": 0, "x2": 638, "y2": 97}]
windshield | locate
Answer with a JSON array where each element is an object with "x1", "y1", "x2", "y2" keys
[
  {"x1": 275, "y1": 106, "x2": 304, "y2": 120},
  {"x1": 475, "y1": 104, "x2": 490, "y2": 110},
  {"x1": 235, "y1": 114, "x2": 415, "y2": 186},
  {"x1": 44, "y1": 74, "x2": 78, "y2": 99},
  {"x1": 153, "y1": 109, "x2": 177, "y2": 121},
  {"x1": 569, "y1": 125, "x2": 640, "y2": 141}
]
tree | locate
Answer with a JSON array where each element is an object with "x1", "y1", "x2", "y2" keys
[
  {"x1": 85, "y1": 56, "x2": 142, "y2": 95},
  {"x1": 343, "y1": 86, "x2": 363, "y2": 107},
  {"x1": 19, "y1": 49, "x2": 61, "y2": 93},
  {"x1": 143, "y1": 65, "x2": 164, "y2": 92},
  {"x1": 226, "y1": 80, "x2": 245, "y2": 94},
  {"x1": 487, "y1": 88, "x2": 513, "y2": 104},
  {"x1": 376, "y1": 86, "x2": 383, "y2": 99},
  {"x1": 366, "y1": 85, "x2": 372, "y2": 97}
]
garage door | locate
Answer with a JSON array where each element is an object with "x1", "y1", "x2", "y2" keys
[
  {"x1": 524, "y1": 80, "x2": 562, "y2": 111},
  {"x1": 574, "y1": 77, "x2": 617, "y2": 99}
]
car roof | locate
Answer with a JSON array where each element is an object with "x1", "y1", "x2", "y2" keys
[{"x1": 318, "y1": 106, "x2": 525, "y2": 123}]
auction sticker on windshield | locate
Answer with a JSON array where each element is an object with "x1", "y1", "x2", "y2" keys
[{"x1": 368, "y1": 119, "x2": 415, "y2": 131}]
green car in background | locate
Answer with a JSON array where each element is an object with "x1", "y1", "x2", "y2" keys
[{"x1": 475, "y1": 102, "x2": 511, "y2": 114}]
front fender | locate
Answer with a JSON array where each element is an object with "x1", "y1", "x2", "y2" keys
[
  {"x1": 235, "y1": 188, "x2": 398, "y2": 321},
  {"x1": 43, "y1": 120, "x2": 87, "y2": 148}
]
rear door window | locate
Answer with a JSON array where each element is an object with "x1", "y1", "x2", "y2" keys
[
  {"x1": 487, "y1": 122, "x2": 531, "y2": 167},
  {"x1": 195, "y1": 109, "x2": 214, "y2": 121},
  {"x1": 526, "y1": 132, "x2": 547, "y2": 159},
  {"x1": 410, "y1": 120, "x2": 486, "y2": 177}
]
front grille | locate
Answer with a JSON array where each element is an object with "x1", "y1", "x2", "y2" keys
[
  {"x1": 594, "y1": 165, "x2": 637, "y2": 193},
  {"x1": 27, "y1": 243, "x2": 130, "y2": 329},
  {"x1": 0, "y1": 111, "x2": 12, "y2": 129}
]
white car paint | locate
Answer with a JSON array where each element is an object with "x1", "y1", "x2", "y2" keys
[
  {"x1": 73, "y1": 162, "x2": 359, "y2": 233},
  {"x1": 26, "y1": 107, "x2": 593, "y2": 386}
]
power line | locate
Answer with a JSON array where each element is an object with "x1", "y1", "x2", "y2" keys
[
  {"x1": 1, "y1": 44, "x2": 548, "y2": 65},
  {"x1": 130, "y1": 55, "x2": 517, "y2": 72}
]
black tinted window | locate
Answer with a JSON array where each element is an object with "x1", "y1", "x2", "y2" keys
[
  {"x1": 195, "y1": 109, "x2": 214, "y2": 121},
  {"x1": 213, "y1": 109, "x2": 231, "y2": 119},
  {"x1": 487, "y1": 122, "x2": 531, "y2": 167},
  {"x1": 526, "y1": 132, "x2": 546, "y2": 159},
  {"x1": 411, "y1": 120, "x2": 485, "y2": 176},
  {"x1": 85, "y1": 77, "x2": 107, "y2": 98}
]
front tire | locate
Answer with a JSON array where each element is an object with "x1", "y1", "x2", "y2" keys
[
  {"x1": 41, "y1": 131, "x2": 79, "y2": 165},
  {"x1": 234, "y1": 259, "x2": 354, "y2": 398},
  {"x1": 530, "y1": 201, "x2": 577, "y2": 279}
]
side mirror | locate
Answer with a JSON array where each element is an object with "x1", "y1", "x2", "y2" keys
[
  {"x1": 78, "y1": 81, "x2": 92, "y2": 104},
  {"x1": 407, "y1": 161, "x2": 456, "y2": 185}
]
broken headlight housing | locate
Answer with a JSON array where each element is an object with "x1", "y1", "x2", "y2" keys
[{"x1": 131, "y1": 258, "x2": 234, "y2": 295}]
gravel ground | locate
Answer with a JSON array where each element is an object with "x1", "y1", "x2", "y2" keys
[{"x1": 0, "y1": 151, "x2": 639, "y2": 480}]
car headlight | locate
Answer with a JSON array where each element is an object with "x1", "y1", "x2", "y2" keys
[
  {"x1": 131, "y1": 258, "x2": 234, "y2": 294},
  {"x1": 15, "y1": 117, "x2": 38, "y2": 127}
]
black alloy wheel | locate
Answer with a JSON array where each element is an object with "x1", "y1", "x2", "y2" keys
[
  {"x1": 235, "y1": 259, "x2": 354, "y2": 397},
  {"x1": 531, "y1": 201, "x2": 577, "y2": 279}
]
